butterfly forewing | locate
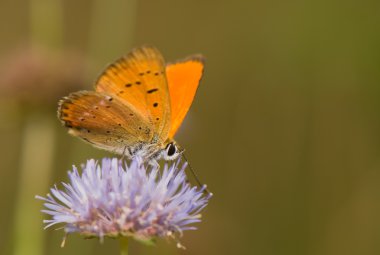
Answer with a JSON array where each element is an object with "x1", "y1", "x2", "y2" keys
[
  {"x1": 166, "y1": 55, "x2": 204, "y2": 138},
  {"x1": 58, "y1": 91, "x2": 153, "y2": 154},
  {"x1": 95, "y1": 46, "x2": 171, "y2": 142},
  {"x1": 58, "y1": 46, "x2": 204, "y2": 161}
]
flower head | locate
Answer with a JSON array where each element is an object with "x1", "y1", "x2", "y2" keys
[{"x1": 37, "y1": 157, "x2": 211, "y2": 245}]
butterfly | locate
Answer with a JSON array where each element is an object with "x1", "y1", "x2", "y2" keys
[{"x1": 58, "y1": 45, "x2": 204, "y2": 165}]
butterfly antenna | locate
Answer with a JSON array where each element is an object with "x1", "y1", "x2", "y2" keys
[{"x1": 182, "y1": 153, "x2": 211, "y2": 195}]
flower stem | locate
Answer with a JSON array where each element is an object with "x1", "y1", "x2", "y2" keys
[
  {"x1": 30, "y1": 0, "x2": 63, "y2": 49},
  {"x1": 13, "y1": 113, "x2": 56, "y2": 255},
  {"x1": 120, "y1": 237, "x2": 129, "y2": 255},
  {"x1": 88, "y1": 0, "x2": 137, "y2": 67}
]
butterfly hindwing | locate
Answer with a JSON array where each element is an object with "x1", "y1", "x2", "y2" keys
[
  {"x1": 58, "y1": 91, "x2": 153, "y2": 154},
  {"x1": 165, "y1": 55, "x2": 204, "y2": 138},
  {"x1": 95, "y1": 45, "x2": 171, "y2": 142}
]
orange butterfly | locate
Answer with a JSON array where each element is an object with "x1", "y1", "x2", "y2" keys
[{"x1": 58, "y1": 45, "x2": 204, "y2": 164}]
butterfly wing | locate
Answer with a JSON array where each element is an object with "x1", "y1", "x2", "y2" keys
[
  {"x1": 58, "y1": 91, "x2": 154, "y2": 154},
  {"x1": 94, "y1": 45, "x2": 171, "y2": 142},
  {"x1": 165, "y1": 55, "x2": 204, "y2": 139}
]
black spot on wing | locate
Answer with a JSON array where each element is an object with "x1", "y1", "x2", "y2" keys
[{"x1": 147, "y1": 88, "x2": 158, "y2": 94}]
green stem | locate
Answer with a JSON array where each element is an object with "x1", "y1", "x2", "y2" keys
[
  {"x1": 29, "y1": 0, "x2": 63, "y2": 49},
  {"x1": 87, "y1": 0, "x2": 137, "y2": 71},
  {"x1": 120, "y1": 237, "x2": 129, "y2": 255},
  {"x1": 13, "y1": 113, "x2": 56, "y2": 255}
]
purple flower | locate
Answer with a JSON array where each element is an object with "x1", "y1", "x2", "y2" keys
[{"x1": 36, "y1": 157, "x2": 211, "y2": 245}]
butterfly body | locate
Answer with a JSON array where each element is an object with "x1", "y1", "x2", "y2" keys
[{"x1": 58, "y1": 46, "x2": 203, "y2": 163}]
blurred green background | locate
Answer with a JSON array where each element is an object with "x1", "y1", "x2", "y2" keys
[{"x1": 1, "y1": 0, "x2": 380, "y2": 255}]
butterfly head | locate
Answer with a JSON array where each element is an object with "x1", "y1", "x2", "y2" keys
[{"x1": 162, "y1": 141, "x2": 182, "y2": 161}]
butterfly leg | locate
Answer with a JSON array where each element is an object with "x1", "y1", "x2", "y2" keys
[
  {"x1": 148, "y1": 159, "x2": 160, "y2": 169},
  {"x1": 120, "y1": 146, "x2": 128, "y2": 161}
]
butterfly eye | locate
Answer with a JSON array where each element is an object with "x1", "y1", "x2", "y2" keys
[
  {"x1": 166, "y1": 143, "x2": 177, "y2": 157},
  {"x1": 163, "y1": 142, "x2": 180, "y2": 161}
]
